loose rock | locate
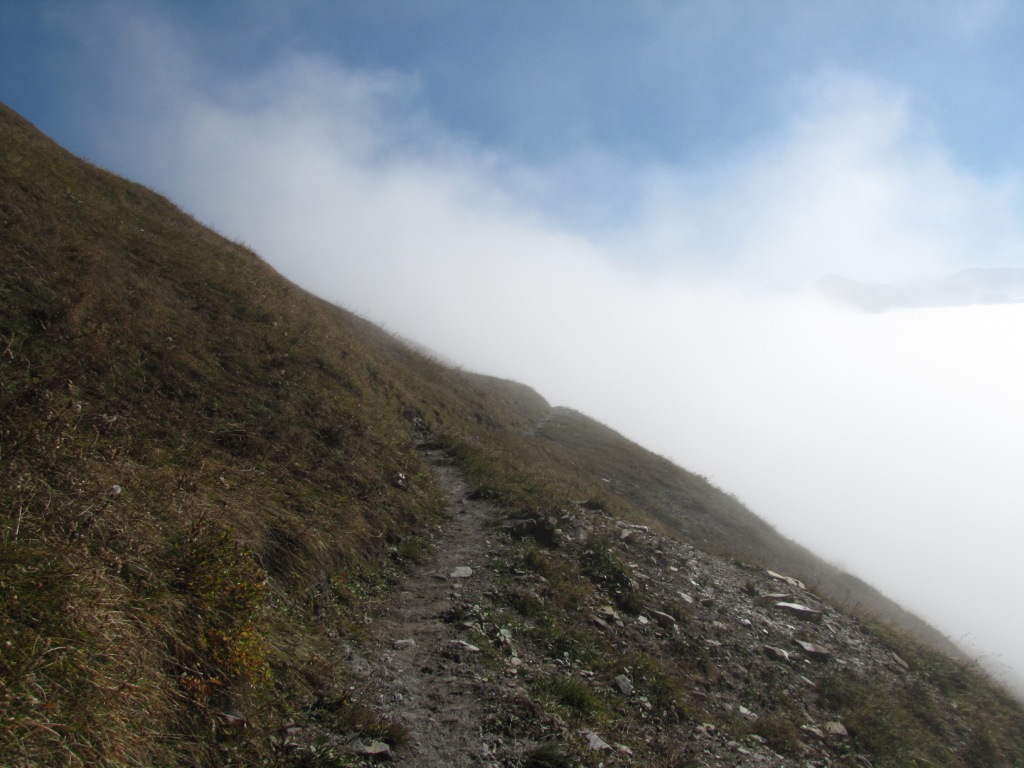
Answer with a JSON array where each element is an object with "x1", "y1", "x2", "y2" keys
[
  {"x1": 613, "y1": 674, "x2": 634, "y2": 696},
  {"x1": 794, "y1": 639, "x2": 832, "y2": 660},
  {"x1": 764, "y1": 645, "x2": 791, "y2": 662},
  {"x1": 353, "y1": 740, "x2": 392, "y2": 759},
  {"x1": 775, "y1": 602, "x2": 823, "y2": 622},
  {"x1": 824, "y1": 721, "x2": 849, "y2": 738},
  {"x1": 768, "y1": 570, "x2": 806, "y2": 590},
  {"x1": 581, "y1": 730, "x2": 612, "y2": 751},
  {"x1": 650, "y1": 609, "x2": 677, "y2": 629}
]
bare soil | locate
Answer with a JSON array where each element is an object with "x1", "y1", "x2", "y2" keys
[{"x1": 355, "y1": 447, "x2": 518, "y2": 767}]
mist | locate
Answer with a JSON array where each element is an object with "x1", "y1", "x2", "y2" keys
[{"x1": 35, "y1": 17, "x2": 1024, "y2": 694}]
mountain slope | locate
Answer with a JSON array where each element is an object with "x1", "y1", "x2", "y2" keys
[
  {"x1": 531, "y1": 407, "x2": 961, "y2": 655},
  {"x1": 2, "y1": 102, "x2": 1022, "y2": 766}
]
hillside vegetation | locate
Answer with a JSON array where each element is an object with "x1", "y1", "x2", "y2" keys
[{"x1": 2, "y1": 102, "x2": 1022, "y2": 766}]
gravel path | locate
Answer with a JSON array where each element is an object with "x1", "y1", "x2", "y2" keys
[{"x1": 360, "y1": 447, "x2": 512, "y2": 767}]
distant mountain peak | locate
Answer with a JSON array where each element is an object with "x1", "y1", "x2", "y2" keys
[{"x1": 816, "y1": 267, "x2": 1024, "y2": 312}]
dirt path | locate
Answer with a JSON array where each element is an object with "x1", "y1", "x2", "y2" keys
[{"x1": 358, "y1": 446, "x2": 511, "y2": 767}]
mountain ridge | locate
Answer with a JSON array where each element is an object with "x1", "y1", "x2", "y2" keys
[
  {"x1": 2, "y1": 101, "x2": 1022, "y2": 766},
  {"x1": 816, "y1": 269, "x2": 1024, "y2": 312}
]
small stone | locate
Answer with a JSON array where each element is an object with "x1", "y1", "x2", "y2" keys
[
  {"x1": 393, "y1": 638, "x2": 416, "y2": 649},
  {"x1": 891, "y1": 651, "x2": 911, "y2": 670},
  {"x1": 637, "y1": 615, "x2": 649, "y2": 625},
  {"x1": 677, "y1": 591, "x2": 695, "y2": 606},
  {"x1": 801, "y1": 725, "x2": 826, "y2": 740},
  {"x1": 590, "y1": 615, "x2": 611, "y2": 630},
  {"x1": 824, "y1": 721, "x2": 849, "y2": 738},
  {"x1": 767, "y1": 570, "x2": 806, "y2": 590},
  {"x1": 738, "y1": 705, "x2": 757, "y2": 720},
  {"x1": 597, "y1": 605, "x2": 619, "y2": 621},
  {"x1": 215, "y1": 708, "x2": 246, "y2": 729},
  {"x1": 580, "y1": 730, "x2": 612, "y2": 751},
  {"x1": 763, "y1": 645, "x2": 790, "y2": 662},
  {"x1": 650, "y1": 610, "x2": 677, "y2": 629},
  {"x1": 794, "y1": 639, "x2": 832, "y2": 660},
  {"x1": 509, "y1": 656, "x2": 523, "y2": 667},
  {"x1": 449, "y1": 639, "x2": 480, "y2": 652},
  {"x1": 354, "y1": 740, "x2": 392, "y2": 758},
  {"x1": 613, "y1": 674, "x2": 634, "y2": 696},
  {"x1": 774, "y1": 602, "x2": 823, "y2": 622},
  {"x1": 450, "y1": 566, "x2": 473, "y2": 579},
  {"x1": 345, "y1": 650, "x2": 372, "y2": 677},
  {"x1": 753, "y1": 592, "x2": 796, "y2": 607}
]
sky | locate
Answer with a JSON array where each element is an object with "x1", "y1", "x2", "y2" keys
[{"x1": 2, "y1": 0, "x2": 1023, "y2": 693}]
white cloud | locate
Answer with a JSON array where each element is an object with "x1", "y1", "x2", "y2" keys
[
  {"x1": 77, "y1": 32, "x2": 1024, "y2": 694},
  {"x1": 613, "y1": 71, "x2": 1024, "y2": 284}
]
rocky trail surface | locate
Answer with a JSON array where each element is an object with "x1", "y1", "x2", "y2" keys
[
  {"x1": 331, "y1": 447, "x2": 973, "y2": 767},
  {"x1": 348, "y1": 446, "x2": 525, "y2": 766}
]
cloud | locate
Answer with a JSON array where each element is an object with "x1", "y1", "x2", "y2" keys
[
  {"x1": 63, "y1": 18, "x2": 1024, "y2": 694},
  {"x1": 611, "y1": 70, "x2": 1024, "y2": 284}
]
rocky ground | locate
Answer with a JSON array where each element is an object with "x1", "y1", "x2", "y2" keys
[{"x1": 319, "y1": 447, "x2": 971, "y2": 767}]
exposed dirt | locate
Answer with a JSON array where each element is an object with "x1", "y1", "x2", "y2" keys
[{"x1": 353, "y1": 447, "x2": 519, "y2": 766}]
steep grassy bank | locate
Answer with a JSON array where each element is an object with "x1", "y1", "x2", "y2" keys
[{"x1": 0, "y1": 102, "x2": 546, "y2": 764}]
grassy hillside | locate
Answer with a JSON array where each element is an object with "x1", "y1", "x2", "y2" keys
[
  {"x1": 531, "y1": 407, "x2": 961, "y2": 655},
  {"x1": 2, "y1": 102, "x2": 1022, "y2": 766},
  {"x1": 0, "y1": 101, "x2": 548, "y2": 764}
]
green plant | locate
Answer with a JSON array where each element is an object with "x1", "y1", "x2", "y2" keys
[
  {"x1": 167, "y1": 518, "x2": 269, "y2": 702},
  {"x1": 751, "y1": 715, "x2": 803, "y2": 758},
  {"x1": 524, "y1": 742, "x2": 574, "y2": 768},
  {"x1": 536, "y1": 674, "x2": 602, "y2": 718}
]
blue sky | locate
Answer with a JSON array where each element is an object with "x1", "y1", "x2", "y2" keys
[
  {"x1": 5, "y1": 1, "x2": 1024, "y2": 170},
  {"x1": 5, "y1": 1, "x2": 1024, "y2": 263},
  {"x1": 3, "y1": 1, "x2": 1024, "y2": 693}
]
